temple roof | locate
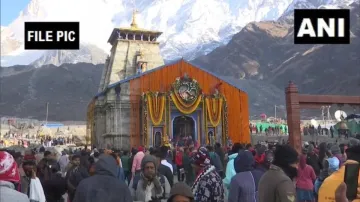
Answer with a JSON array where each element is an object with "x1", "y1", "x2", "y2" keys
[
  {"x1": 107, "y1": 10, "x2": 162, "y2": 44},
  {"x1": 94, "y1": 59, "x2": 247, "y2": 98}
]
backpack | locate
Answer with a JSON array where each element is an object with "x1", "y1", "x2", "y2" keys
[{"x1": 132, "y1": 174, "x2": 166, "y2": 196}]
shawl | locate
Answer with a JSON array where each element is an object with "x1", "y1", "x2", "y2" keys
[{"x1": 191, "y1": 165, "x2": 216, "y2": 195}]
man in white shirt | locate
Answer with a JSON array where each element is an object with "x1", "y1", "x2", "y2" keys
[
  {"x1": 161, "y1": 159, "x2": 173, "y2": 174},
  {"x1": 160, "y1": 146, "x2": 173, "y2": 173}
]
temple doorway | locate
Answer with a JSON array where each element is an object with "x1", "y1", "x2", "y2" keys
[
  {"x1": 208, "y1": 130, "x2": 215, "y2": 146},
  {"x1": 154, "y1": 131, "x2": 162, "y2": 147},
  {"x1": 173, "y1": 116, "x2": 195, "y2": 146}
]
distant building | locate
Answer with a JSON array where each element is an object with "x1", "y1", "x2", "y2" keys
[{"x1": 42, "y1": 123, "x2": 64, "y2": 128}]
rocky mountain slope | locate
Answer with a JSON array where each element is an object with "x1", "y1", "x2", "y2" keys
[
  {"x1": 193, "y1": 2, "x2": 360, "y2": 96},
  {"x1": 0, "y1": 63, "x2": 286, "y2": 120},
  {"x1": 0, "y1": 64, "x2": 103, "y2": 121},
  {"x1": 30, "y1": 44, "x2": 107, "y2": 68}
]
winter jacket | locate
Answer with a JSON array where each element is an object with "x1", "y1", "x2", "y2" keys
[
  {"x1": 73, "y1": 155, "x2": 132, "y2": 202},
  {"x1": 229, "y1": 150, "x2": 264, "y2": 202},
  {"x1": 223, "y1": 153, "x2": 238, "y2": 189},
  {"x1": 0, "y1": 180, "x2": 30, "y2": 202}
]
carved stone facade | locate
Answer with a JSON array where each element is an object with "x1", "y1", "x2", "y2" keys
[{"x1": 94, "y1": 12, "x2": 164, "y2": 150}]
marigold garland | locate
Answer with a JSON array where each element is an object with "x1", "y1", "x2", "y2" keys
[
  {"x1": 205, "y1": 97, "x2": 223, "y2": 127},
  {"x1": 146, "y1": 93, "x2": 165, "y2": 126},
  {"x1": 170, "y1": 93, "x2": 202, "y2": 115}
]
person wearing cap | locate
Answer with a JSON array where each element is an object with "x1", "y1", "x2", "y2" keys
[
  {"x1": 129, "y1": 154, "x2": 171, "y2": 202},
  {"x1": 315, "y1": 144, "x2": 341, "y2": 194},
  {"x1": 318, "y1": 145, "x2": 360, "y2": 202},
  {"x1": 0, "y1": 151, "x2": 30, "y2": 202},
  {"x1": 167, "y1": 182, "x2": 194, "y2": 202},
  {"x1": 191, "y1": 147, "x2": 224, "y2": 202},
  {"x1": 258, "y1": 145, "x2": 299, "y2": 202}
]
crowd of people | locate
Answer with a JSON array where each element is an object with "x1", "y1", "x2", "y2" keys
[{"x1": 0, "y1": 137, "x2": 359, "y2": 202}]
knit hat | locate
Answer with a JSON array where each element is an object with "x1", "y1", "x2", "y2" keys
[
  {"x1": 190, "y1": 147, "x2": 210, "y2": 167},
  {"x1": 141, "y1": 154, "x2": 158, "y2": 170},
  {"x1": 330, "y1": 145, "x2": 341, "y2": 155},
  {"x1": 167, "y1": 182, "x2": 194, "y2": 202},
  {"x1": 272, "y1": 145, "x2": 299, "y2": 167},
  {"x1": 0, "y1": 151, "x2": 20, "y2": 183}
]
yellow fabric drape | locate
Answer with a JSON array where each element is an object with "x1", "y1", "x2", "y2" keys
[
  {"x1": 205, "y1": 97, "x2": 223, "y2": 127},
  {"x1": 146, "y1": 92, "x2": 166, "y2": 126},
  {"x1": 170, "y1": 93, "x2": 202, "y2": 114}
]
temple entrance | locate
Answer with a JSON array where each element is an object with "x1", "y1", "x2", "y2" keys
[
  {"x1": 173, "y1": 116, "x2": 195, "y2": 146},
  {"x1": 207, "y1": 129, "x2": 215, "y2": 146}
]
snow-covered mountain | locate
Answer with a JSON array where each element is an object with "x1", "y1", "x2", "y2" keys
[
  {"x1": 281, "y1": 0, "x2": 355, "y2": 18},
  {"x1": 1, "y1": 0, "x2": 356, "y2": 67},
  {"x1": 1, "y1": 0, "x2": 294, "y2": 67}
]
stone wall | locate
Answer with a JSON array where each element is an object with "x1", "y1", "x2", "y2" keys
[
  {"x1": 108, "y1": 40, "x2": 164, "y2": 85},
  {"x1": 94, "y1": 82, "x2": 134, "y2": 150}
]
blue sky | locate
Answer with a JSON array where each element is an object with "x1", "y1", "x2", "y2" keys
[{"x1": 1, "y1": 0, "x2": 30, "y2": 26}]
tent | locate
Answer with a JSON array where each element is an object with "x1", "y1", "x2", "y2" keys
[
  {"x1": 255, "y1": 122, "x2": 288, "y2": 133},
  {"x1": 333, "y1": 120, "x2": 360, "y2": 137},
  {"x1": 345, "y1": 114, "x2": 360, "y2": 121}
]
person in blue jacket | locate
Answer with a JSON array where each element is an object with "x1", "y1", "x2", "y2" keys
[{"x1": 223, "y1": 143, "x2": 244, "y2": 197}]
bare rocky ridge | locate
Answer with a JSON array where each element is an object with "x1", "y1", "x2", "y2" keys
[
  {"x1": 193, "y1": 2, "x2": 360, "y2": 96},
  {"x1": 0, "y1": 63, "x2": 103, "y2": 121}
]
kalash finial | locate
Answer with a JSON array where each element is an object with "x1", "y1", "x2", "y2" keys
[{"x1": 130, "y1": 9, "x2": 138, "y2": 29}]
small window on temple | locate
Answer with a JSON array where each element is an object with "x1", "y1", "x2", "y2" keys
[
  {"x1": 137, "y1": 62, "x2": 147, "y2": 74},
  {"x1": 141, "y1": 62, "x2": 147, "y2": 71}
]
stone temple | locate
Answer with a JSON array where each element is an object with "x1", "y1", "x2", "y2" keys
[{"x1": 87, "y1": 11, "x2": 250, "y2": 150}]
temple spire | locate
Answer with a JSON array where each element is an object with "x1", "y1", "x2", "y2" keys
[{"x1": 130, "y1": 9, "x2": 138, "y2": 29}]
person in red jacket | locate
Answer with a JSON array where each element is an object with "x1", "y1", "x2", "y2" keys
[
  {"x1": 296, "y1": 154, "x2": 316, "y2": 202},
  {"x1": 175, "y1": 147, "x2": 184, "y2": 182}
]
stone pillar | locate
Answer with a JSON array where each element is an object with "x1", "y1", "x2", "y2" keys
[
  {"x1": 98, "y1": 56, "x2": 110, "y2": 92},
  {"x1": 285, "y1": 81, "x2": 302, "y2": 154}
]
